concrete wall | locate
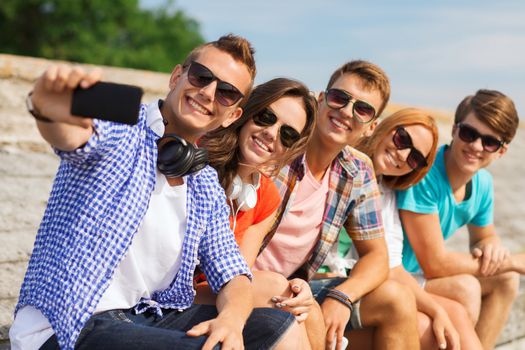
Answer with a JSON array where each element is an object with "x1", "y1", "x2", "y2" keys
[{"x1": 1, "y1": 54, "x2": 524, "y2": 348}]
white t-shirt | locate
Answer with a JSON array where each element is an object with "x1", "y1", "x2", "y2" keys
[
  {"x1": 10, "y1": 100, "x2": 188, "y2": 350},
  {"x1": 380, "y1": 183, "x2": 403, "y2": 268}
]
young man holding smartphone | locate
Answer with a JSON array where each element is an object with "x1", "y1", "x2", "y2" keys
[{"x1": 10, "y1": 35, "x2": 297, "y2": 350}]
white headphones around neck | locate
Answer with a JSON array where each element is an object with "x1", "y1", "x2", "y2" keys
[{"x1": 228, "y1": 173, "x2": 260, "y2": 212}]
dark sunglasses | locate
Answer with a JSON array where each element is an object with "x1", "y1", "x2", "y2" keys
[
  {"x1": 252, "y1": 108, "x2": 301, "y2": 148},
  {"x1": 325, "y1": 88, "x2": 376, "y2": 123},
  {"x1": 456, "y1": 123, "x2": 504, "y2": 153},
  {"x1": 186, "y1": 61, "x2": 244, "y2": 107},
  {"x1": 392, "y1": 127, "x2": 428, "y2": 170}
]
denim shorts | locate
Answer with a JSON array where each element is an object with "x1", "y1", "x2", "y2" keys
[
  {"x1": 309, "y1": 277, "x2": 363, "y2": 330},
  {"x1": 41, "y1": 305, "x2": 294, "y2": 350}
]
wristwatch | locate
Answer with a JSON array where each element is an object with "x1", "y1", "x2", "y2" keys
[{"x1": 26, "y1": 91, "x2": 53, "y2": 123}]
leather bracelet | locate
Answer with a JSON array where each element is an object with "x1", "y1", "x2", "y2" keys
[
  {"x1": 326, "y1": 289, "x2": 354, "y2": 312},
  {"x1": 26, "y1": 91, "x2": 54, "y2": 123}
]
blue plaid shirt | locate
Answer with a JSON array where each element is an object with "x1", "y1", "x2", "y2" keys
[{"x1": 16, "y1": 104, "x2": 250, "y2": 350}]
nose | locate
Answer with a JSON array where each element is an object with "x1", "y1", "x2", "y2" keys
[
  {"x1": 340, "y1": 100, "x2": 355, "y2": 120},
  {"x1": 397, "y1": 148, "x2": 411, "y2": 163},
  {"x1": 262, "y1": 123, "x2": 279, "y2": 142},
  {"x1": 198, "y1": 80, "x2": 217, "y2": 102},
  {"x1": 470, "y1": 136, "x2": 485, "y2": 152}
]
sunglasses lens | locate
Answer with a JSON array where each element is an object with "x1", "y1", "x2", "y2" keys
[
  {"x1": 353, "y1": 101, "x2": 376, "y2": 122},
  {"x1": 326, "y1": 89, "x2": 350, "y2": 109},
  {"x1": 216, "y1": 83, "x2": 243, "y2": 106},
  {"x1": 393, "y1": 128, "x2": 412, "y2": 149},
  {"x1": 188, "y1": 63, "x2": 214, "y2": 88},
  {"x1": 407, "y1": 151, "x2": 427, "y2": 169},
  {"x1": 280, "y1": 125, "x2": 301, "y2": 148},
  {"x1": 253, "y1": 109, "x2": 277, "y2": 126},
  {"x1": 458, "y1": 124, "x2": 478, "y2": 143},
  {"x1": 481, "y1": 136, "x2": 502, "y2": 152}
]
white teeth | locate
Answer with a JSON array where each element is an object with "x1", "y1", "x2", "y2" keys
[
  {"x1": 331, "y1": 117, "x2": 349, "y2": 130},
  {"x1": 188, "y1": 98, "x2": 210, "y2": 115},
  {"x1": 387, "y1": 152, "x2": 399, "y2": 168},
  {"x1": 254, "y1": 137, "x2": 270, "y2": 152}
]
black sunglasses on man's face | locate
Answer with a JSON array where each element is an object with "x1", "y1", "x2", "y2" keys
[{"x1": 186, "y1": 61, "x2": 244, "y2": 107}]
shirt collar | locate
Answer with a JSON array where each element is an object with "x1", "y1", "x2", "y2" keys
[{"x1": 146, "y1": 99, "x2": 165, "y2": 137}]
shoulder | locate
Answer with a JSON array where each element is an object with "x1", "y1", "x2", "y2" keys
[
  {"x1": 472, "y1": 168, "x2": 493, "y2": 197},
  {"x1": 190, "y1": 166, "x2": 225, "y2": 197},
  {"x1": 474, "y1": 168, "x2": 493, "y2": 185},
  {"x1": 339, "y1": 146, "x2": 375, "y2": 179}
]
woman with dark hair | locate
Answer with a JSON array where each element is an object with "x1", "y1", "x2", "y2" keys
[
  {"x1": 198, "y1": 78, "x2": 323, "y2": 350},
  {"x1": 200, "y1": 77, "x2": 316, "y2": 264},
  {"x1": 321, "y1": 108, "x2": 482, "y2": 349}
]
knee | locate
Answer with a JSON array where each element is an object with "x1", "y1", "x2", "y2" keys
[
  {"x1": 451, "y1": 274, "x2": 482, "y2": 302},
  {"x1": 252, "y1": 271, "x2": 292, "y2": 300},
  {"x1": 372, "y1": 280, "x2": 417, "y2": 322},
  {"x1": 493, "y1": 271, "x2": 520, "y2": 299},
  {"x1": 448, "y1": 274, "x2": 481, "y2": 323}
]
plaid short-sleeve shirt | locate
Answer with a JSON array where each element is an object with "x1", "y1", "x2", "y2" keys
[
  {"x1": 16, "y1": 104, "x2": 250, "y2": 350},
  {"x1": 261, "y1": 146, "x2": 384, "y2": 280}
]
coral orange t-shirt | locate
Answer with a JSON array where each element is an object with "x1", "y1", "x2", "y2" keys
[{"x1": 230, "y1": 175, "x2": 281, "y2": 245}]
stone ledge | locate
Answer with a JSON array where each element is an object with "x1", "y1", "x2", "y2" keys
[{"x1": 0, "y1": 54, "x2": 170, "y2": 94}]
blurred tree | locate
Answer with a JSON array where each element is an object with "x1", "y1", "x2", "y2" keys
[{"x1": 0, "y1": 0, "x2": 205, "y2": 72}]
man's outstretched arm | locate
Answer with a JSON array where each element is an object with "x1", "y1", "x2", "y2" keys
[{"x1": 29, "y1": 64, "x2": 102, "y2": 151}]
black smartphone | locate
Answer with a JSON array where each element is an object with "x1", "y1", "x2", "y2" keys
[{"x1": 71, "y1": 82, "x2": 144, "y2": 125}]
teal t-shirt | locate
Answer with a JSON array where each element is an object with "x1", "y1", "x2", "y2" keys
[{"x1": 396, "y1": 145, "x2": 494, "y2": 273}]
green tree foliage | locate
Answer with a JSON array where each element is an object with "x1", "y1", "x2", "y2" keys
[{"x1": 0, "y1": 0, "x2": 205, "y2": 72}]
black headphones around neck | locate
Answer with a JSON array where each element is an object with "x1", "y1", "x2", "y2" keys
[{"x1": 156, "y1": 134, "x2": 208, "y2": 178}]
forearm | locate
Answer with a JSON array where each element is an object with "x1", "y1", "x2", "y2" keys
[
  {"x1": 422, "y1": 250, "x2": 483, "y2": 278},
  {"x1": 335, "y1": 249, "x2": 388, "y2": 301},
  {"x1": 37, "y1": 121, "x2": 93, "y2": 151},
  {"x1": 499, "y1": 253, "x2": 525, "y2": 274},
  {"x1": 216, "y1": 275, "x2": 253, "y2": 325}
]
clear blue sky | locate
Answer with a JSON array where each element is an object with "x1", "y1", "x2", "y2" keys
[{"x1": 142, "y1": 0, "x2": 525, "y2": 117}]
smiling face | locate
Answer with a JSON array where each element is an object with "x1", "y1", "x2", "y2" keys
[
  {"x1": 448, "y1": 112, "x2": 507, "y2": 175},
  {"x1": 316, "y1": 73, "x2": 383, "y2": 149},
  {"x1": 238, "y1": 96, "x2": 307, "y2": 167},
  {"x1": 373, "y1": 124, "x2": 433, "y2": 177},
  {"x1": 164, "y1": 46, "x2": 252, "y2": 141}
]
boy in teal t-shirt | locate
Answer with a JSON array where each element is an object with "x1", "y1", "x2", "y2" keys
[
  {"x1": 397, "y1": 144, "x2": 493, "y2": 273},
  {"x1": 396, "y1": 89, "x2": 522, "y2": 349}
]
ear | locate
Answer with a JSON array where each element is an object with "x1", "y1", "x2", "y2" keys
[
  {"x1": 362, "y1": 120, "x2": 378, "y2": 137},
  {"x1": 221, "y1": 107, "x2": 243, "y2": 128},
  {"x1": 317, "y1": 91, "x2": 325, "y2": 105},
  {"x1": 496, "y1": 143, "x2": 508, "y2": 158},
  {"x1": 451, "y1": 123, "x2": 458, "y2": 138},
  {"x1": 168, "y1": 64, "x2": 183, "y2": 90}
]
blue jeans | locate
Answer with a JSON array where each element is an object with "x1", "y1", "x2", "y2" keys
[
  {"x1": 310, "y1": 277, "x2": 363, "y2": 330},
  {"x1": 41, "y1": 305, "x2": 294, "y2": 349}
]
